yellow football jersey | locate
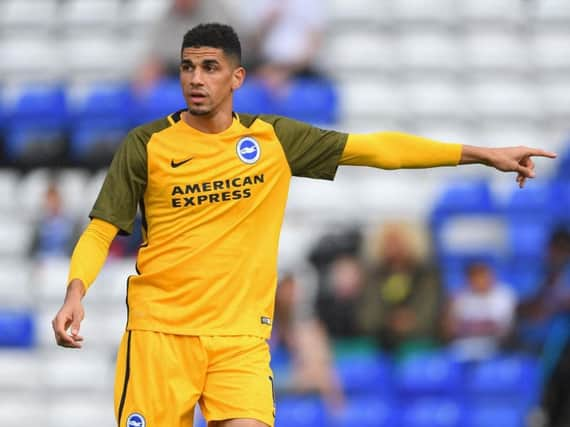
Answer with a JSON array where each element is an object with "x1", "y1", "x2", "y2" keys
[{"x1": 91, "y1": 111, "x2": 347, "y2": 338}]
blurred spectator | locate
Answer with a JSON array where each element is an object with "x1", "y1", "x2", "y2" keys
[
  {"x1": 517, "y1": 228, "x2": 570, "y2": 352},
  {"x1": 543, "y1": 333, "x2": 570, "y2": 427},
  {"x1": 135, "y1": 0, "x2": 238, "y2": 89},
  {"x1": 443, "y1": 262, "x2": 516, "y2": 361},
  {"x1": 358, "y1": 222, "x2": 443, "y2": 357},
  {"x1": 243, "y1": 0, "x2": 327, "y2": 90},
  {"x1": 316, "y1": 255, "x2": 367, "y2": 339},
  {"x1": 272, "y1": 272, "x2": 344, "y2": 409},
  {"x1": 518, "y1": 228, "x2": 570, "y2": 427},
  {"x1": 29, "y1": 186, "x2": 142, "y2": 260},
  {"x1": 309, "y1": 228, "x2": 362, "y2": 272},
  {"x1": 309, "y1": 228, "x2": 364, "y2": 338},
  {"x1": 29, "y1": 183, "x2": 78, "y2": 258}
]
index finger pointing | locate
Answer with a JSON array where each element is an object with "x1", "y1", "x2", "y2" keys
[{"x1": 527, "y1": 148, "x2": 557, "y2": 159}]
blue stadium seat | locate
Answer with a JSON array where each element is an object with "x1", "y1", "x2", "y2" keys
[
  {"x1": 269, "y1": 345, "x2": 292, "y2": 388},
  {"x1": 270, "y1": 344, "x2": 292, "y2": 367},
  {"x1": 329, "y1": 396, "x2": 396, "y2": 427},
  {"x1": 193, "y1": 407, "x2": 207, "y2": 427},
  {"x1": 334, "y1": 352, "x2": 393, "y2": 394},
  {"x1": 430, "y1": 181, "x2": 500, "y2": 256},
  {"x1": 554, "y1": 143, "x2": 570, "y2": 181},
  {"x1": 504, "y1": 181, "x2": 557, "y2": 260},
  {"x1": 550, "y1": 180, "x2": 570, "y2": 224},
  {"x1": 467, "y1": 404, "x2": 526, "y2": 427},
  {"x1": 3, "y1": 84, "x2": 66, "y2": 163},
  {"x1": 400, "y1": 398, "x2": 464, "y2": 427},
  {"x1": 505, "y1": 181, "x2": 552, "y2": 216},
  {"x1": 431, "y1": 181, "x2": 497, "y2": 221},
  {"x1": 275, "y1": 78, "x2": 338, "y2": 125},
  {"x1": 465, "y1": 354, "x2": 540, "y2": 405},
  {"x1": 0, "y1": 86, "x2": 4, "y2": 127},
  {"x1": 68, "y1": 83, "x2": 131, "y2": 163},
  {"x1": 275, "y1": 396, "x2": 326, "y2": 427},
  {"x1": 396, "y1": 351, "x2": 463, "y2": 396},
  {"x1": 506, "y1": 218, "x2": 551, "y2": 259},
  {"x1": 0, "y1": 310, "x2": 34, "y2": 348},
  {"x1": 503, "y1": 258, "x2": 544, "y2": 299},
  {"x1": 234, "y1": 79, "x2": 274, "y2": 115},
  {"x1": 131, "y1": 78, "x2": 186, "y2": 125}
]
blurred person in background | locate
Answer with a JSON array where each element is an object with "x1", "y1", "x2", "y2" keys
[
  {"x1": 443, "y1": 262, "x2": 516, "y2": 361},
  {"x1": 240, "y1": 0, "x2": 327, "y2": 90},
  {"x1": 29, "y1": 184, "x2": 138, "y2": 260},
  {"x1": 29, "y1": 183, "x2": 78, "y2": 259},
  {"x1": 517, "y1": 228, "x2": 570, "y2": 353},
  {"x1": 272, "y1": 272, "x2": 344, "y2": 409},
  {"x1": 358, "y1": 222, "x2": 443, "y2": 358},
  {"x1": 309, "y1": 229, "x2": 366, "y2": 339},
  {"x1": 517, "y1": 228, "x2": 570, "y2": 427},
  {"x1": 136, "y1": 0, "x2": 238, "y2": 90},
  {"x1": 317, "y1": 255, "x2": 367, "y2": 339}
]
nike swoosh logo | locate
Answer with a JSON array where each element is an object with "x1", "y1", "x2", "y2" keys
[{"x1": 171, "y1": 157, "x2": 193, "y2": 168}]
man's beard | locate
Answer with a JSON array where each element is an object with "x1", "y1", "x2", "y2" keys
[{"x1": 188, "y1": 106, "x2": 211, "y2": 116}]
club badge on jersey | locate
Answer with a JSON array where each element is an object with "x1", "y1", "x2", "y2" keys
[
  {"x1": 236, "y1": 137, "x2": 261, "y2": 164},
  {"x1": 126, "y1": 412, "x2": 146, "y2": 427}
]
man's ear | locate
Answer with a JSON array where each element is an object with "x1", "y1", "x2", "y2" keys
[{"x1": 232, "y1": 66, "x2": 246, "y2": 91}]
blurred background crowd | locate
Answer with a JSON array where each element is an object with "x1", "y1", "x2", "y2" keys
[{"x1": 0, "y1": 0, "x2": 570, "y2": 426}]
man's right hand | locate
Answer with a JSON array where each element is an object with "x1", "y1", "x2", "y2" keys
[{"x1": 52, "y1": 279, "x2": 86, "y2": 349}]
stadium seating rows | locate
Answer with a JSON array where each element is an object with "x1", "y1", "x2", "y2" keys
[
  {"x1": 1, "y1": 1, "x2": 568, "y2": 165},
  {"x1": 431, "y1": 177, "x2": 570, "y2": 295},
  {"x1": 1, "y1": 167, "x2": 567, "y2": 424},
  {"x1": 0, "y1": 78, "x2": 339, "y2": 166},
  {"x1": 1, "y1": 162, "x2": 569, "y2": 275},
  {"x1": 1, "y1": 77, "x2": 566, "y2": 167},
  {"x1": 0, "y1": 341, "x2": 541, "y2": 427},
  {"x1": 0, "y1": 158, "x2": 568, "y2": 289},
  {"x1": 2, "y1": 0, "x2": 570, "y2": 31},
  {"x1": 0, "y1": 1, "x2": 569, "y2": 426},
  {"x1": 270, "y1": 349, "x2": 540, "y2": 427}
]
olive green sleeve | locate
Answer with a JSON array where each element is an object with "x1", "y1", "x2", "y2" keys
[
  {"x1": 89, "y1": 130, "x2": 148, "y2": 235},
  {"x1": 262, "y1": 115, "x2": 348, "y2": 180}
]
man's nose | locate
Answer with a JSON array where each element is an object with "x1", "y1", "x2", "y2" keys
[{"x1": 190, "y1": 68, "x2": 204, "y2": 85}]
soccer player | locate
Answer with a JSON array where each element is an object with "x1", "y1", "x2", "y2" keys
[{"x1": 52, "y1": 23, "x2": 556, "y2": 427}]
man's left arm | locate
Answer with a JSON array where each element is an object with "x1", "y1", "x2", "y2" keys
[{"x1": 340, "y1": 132, "x2": 557, "y2": 188}]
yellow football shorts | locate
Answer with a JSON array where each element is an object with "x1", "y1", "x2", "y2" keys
[{"x1": 114, "y1": 330, "x2": 276, "y2": 427}]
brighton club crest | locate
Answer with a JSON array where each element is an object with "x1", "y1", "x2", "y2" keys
[{"x1": 236, "y1": 137, "x2": 261, "y2": 164}]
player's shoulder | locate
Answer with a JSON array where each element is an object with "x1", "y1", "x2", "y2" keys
[{"x1": 127, "y1": 116, "x2": 173, "y2": 143}]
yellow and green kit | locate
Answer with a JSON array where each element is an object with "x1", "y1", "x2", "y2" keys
[
  {"x1": 91, "y1": 112, "x2": 349, "y2": 338},
  {"x1": 72, "y1": 110, "x2": 461, "y2": 426}
]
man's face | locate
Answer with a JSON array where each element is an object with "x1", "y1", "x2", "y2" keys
[{"x1": 179, "y1": 47, "x2": 244, "y2": 117}]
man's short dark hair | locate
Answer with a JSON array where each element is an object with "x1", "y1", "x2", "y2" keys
[{"x1": 181, "y1": 23, "x2": 241, "y2": 65}]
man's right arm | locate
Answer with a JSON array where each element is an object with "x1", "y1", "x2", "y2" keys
[{"x1": 52, "y1": 218, "x2": 118, "y2": 348}]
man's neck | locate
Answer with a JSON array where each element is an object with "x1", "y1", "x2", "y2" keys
[{"x1": 182, "y1": 109, "x2": 233, "y2": 134}]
